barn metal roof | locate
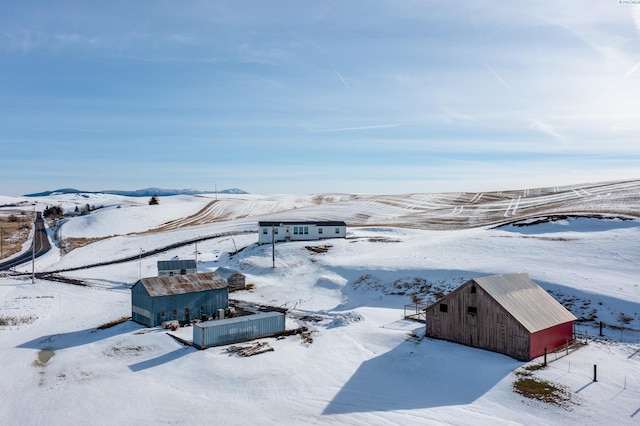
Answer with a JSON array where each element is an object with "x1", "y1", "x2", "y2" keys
[
  {"x1": 473, "y1": 273, "x2": 576, "y2": 333},
  {"x1": 157, "y1": 259, "x2": 196, "y2": 271},
  {"x1": 258, "y1": 221, "x2": 347, "y2": 227},
  {"x1": 138, "y1": 272, "x2": 227, "y2": 297}
]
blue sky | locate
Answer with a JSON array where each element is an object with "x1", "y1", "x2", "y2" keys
[{"x1": 1, "y1": 1, "x2": 639, "y2": 196}]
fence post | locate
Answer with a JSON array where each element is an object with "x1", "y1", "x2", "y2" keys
[
  {"x1": 566, "y1": 339, "x2": 569, "y2": 355},
  {"x1": 599, "y1": 321, "x2": 603, "y2": 337},
  {"x1": 593, "y1": 364, "x2": 597, "y2": 382},
  {"x1": 544, "y1": 347, "x2": 547, "y2": 366}
]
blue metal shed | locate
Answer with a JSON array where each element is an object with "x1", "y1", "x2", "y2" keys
[
  {"x1": 193, "y1": 311, "x2": 285, "y2": 348},
  {"x1": 131, "y1": 272, "x2": 228, "y2": 327}
]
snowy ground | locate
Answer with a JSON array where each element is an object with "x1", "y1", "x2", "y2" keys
[{"x1": 1, "y1": 188, "x2": 640, "y2": 425}]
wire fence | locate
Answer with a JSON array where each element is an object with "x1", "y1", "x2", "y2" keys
[
  {"x1": 574, "y1": 322, "x2": 640, "y2": 344},
  {"x1": 545, "y1": 357, "x2": 640, "y2": 393},
  {"x1": 531, "y1": 322, "x2": 640, "y2": 394}
]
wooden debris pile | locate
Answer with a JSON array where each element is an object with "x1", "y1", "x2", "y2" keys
[{"x1": 226, "y1": 342, "x2": 273, "y2": 357}]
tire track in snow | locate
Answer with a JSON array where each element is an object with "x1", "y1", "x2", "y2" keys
[{"x1": 503, "y1": 196, "x2": 522, "y2": 217}]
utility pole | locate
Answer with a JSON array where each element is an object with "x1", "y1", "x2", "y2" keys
[
  {"x1": 272, "y1": 224, "x2": 275, "y2": 268},
  {"x1": 139, "y1": 248, "x2": 144, "y2": 280},
  {"x1": 1, "y1": 227, "x2": 3, "y2": 258},
  {"x1": 194, "y1": 242, "x2": 200, "y2": 273},
  {"x1": 32, "y1": 207, "x2": 36, "y2": 284}
]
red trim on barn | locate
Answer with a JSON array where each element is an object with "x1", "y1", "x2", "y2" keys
[{"x1": 530, "y1": 321, "x2": 574, "y2": 359}]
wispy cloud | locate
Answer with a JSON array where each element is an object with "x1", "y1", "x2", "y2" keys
[
  {"x1": 311, "y1": 122, "x2": 404, "y2": 133},
  {"x1": 166, "y1": 34, "x2": 196, "y2": 44},
  {"x1": 1, "y1": 30, "x2": 40, "y2": 53},
  {"x1": 54, "y1": 33, "x2": 99, "y2": 45},
  {"x1": 440, "y1": 108, "x2": 477, "y2": 123}
]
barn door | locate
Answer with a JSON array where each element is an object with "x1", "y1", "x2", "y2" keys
[
  {"x1": 497, "y1": 313, "x2": 506, "y2": 350},
  {"x1": 431, "y1": 315, "x2": 441, "y2": 336}
]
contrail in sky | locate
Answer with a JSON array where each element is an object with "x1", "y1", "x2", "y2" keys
[
  {"x1": 624, "y1": 62, "x2": 640, "y2": 78},
  {"x1": 334, "y1": 69, "x2": 350, "y2": 89},
  {"x1": 484, "y1": 63, "x2": 518, "y2": 97}
]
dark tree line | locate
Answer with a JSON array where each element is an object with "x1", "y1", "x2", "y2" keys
[{"x1": 43, "y1": 205, "x2": 64, "y2": 218}]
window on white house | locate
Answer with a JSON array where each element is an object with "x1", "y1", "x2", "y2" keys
[
  {"x1": 294, "y1": 227, "x2": 299, "y2": 235},
  {"x1": 274, "y1": 228, "x2": 278, "y2": 234},
  {"x1": 318, "y1": 228, "x2": 323, "y2": 234},
  {"x1": 335, "y1": 227, "x2": 340, "y2": 234},
  {"x1": 304, "y1": 226, "x2": 309, "y2": 234},
  {"x1": 263, "y1": 228, "x2": 268, "y2": 235}
]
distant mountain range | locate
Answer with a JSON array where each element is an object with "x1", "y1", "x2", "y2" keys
[{"x1": 24, "y1": 187, "x2": 249, "y2": 197}]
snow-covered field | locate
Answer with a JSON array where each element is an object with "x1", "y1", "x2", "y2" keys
[{"x1": 1, "y1": 183, "x2": 640, "y2": 425}]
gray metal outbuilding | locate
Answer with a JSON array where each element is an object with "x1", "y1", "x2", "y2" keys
[
  {"x1": 131, "y1": 272, "x2": 228, "y2": 327},
  {"x1": 157, "y1": 259, "x2": 197, "y2": 277},
  {"x1": 193, "y1": 311, "x2": 285, "y2": 348}
]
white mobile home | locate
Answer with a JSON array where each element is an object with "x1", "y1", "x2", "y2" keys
[{"x1": 258, "y1": 221, "x2": 347, "y2": 244}]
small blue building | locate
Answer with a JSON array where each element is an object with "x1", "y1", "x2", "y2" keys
[{"x1": 131, "y1": 272, "x2": 228, "y2": 327}]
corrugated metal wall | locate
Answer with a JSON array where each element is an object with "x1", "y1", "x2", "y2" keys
[
  {"x1": 193, "y1": 311, "x2": 285, "y2": 348},
  {"x1": 150, "y1": 288, "x2": 228, "y2": 327},
  {"x1": 131, "y1": 281, "x2": 153, "y2": 326},
  {"x1": 132, "y1": 285, "x2": 229, "y2": 327}
]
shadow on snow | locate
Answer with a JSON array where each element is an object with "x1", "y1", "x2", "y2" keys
[
  {"x1": 128, "y1": 347, "x2": 193, "y2": 372},
  {"x1": 17, "y1": 320, "x2": 142, "y2": 351},
  {"x1": 323, "y1": 336, "x2": 521, "y2": 415},
  {"x1": 496, "y1": 216, "x2": 640, "y2": 235}
]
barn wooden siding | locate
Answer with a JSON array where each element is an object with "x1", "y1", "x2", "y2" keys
[
  {"x1": 425, "y1": 280, "x2": 531, "y2": 361},
  {"x1": 425, "y1": 273, "x2": 576, "y2": 361}
]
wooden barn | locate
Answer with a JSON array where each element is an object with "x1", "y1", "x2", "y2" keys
[
  {"x1": 131, "y1": 272, "x2": 228, "y2": 327},
  {"x1": 425, "y1": 273, "x2": 576, "y2": 361}
]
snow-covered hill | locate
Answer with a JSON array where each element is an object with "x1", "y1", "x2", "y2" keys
[{"x1": 1, "y1": 180, "x2": 640, "y2": 425}]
